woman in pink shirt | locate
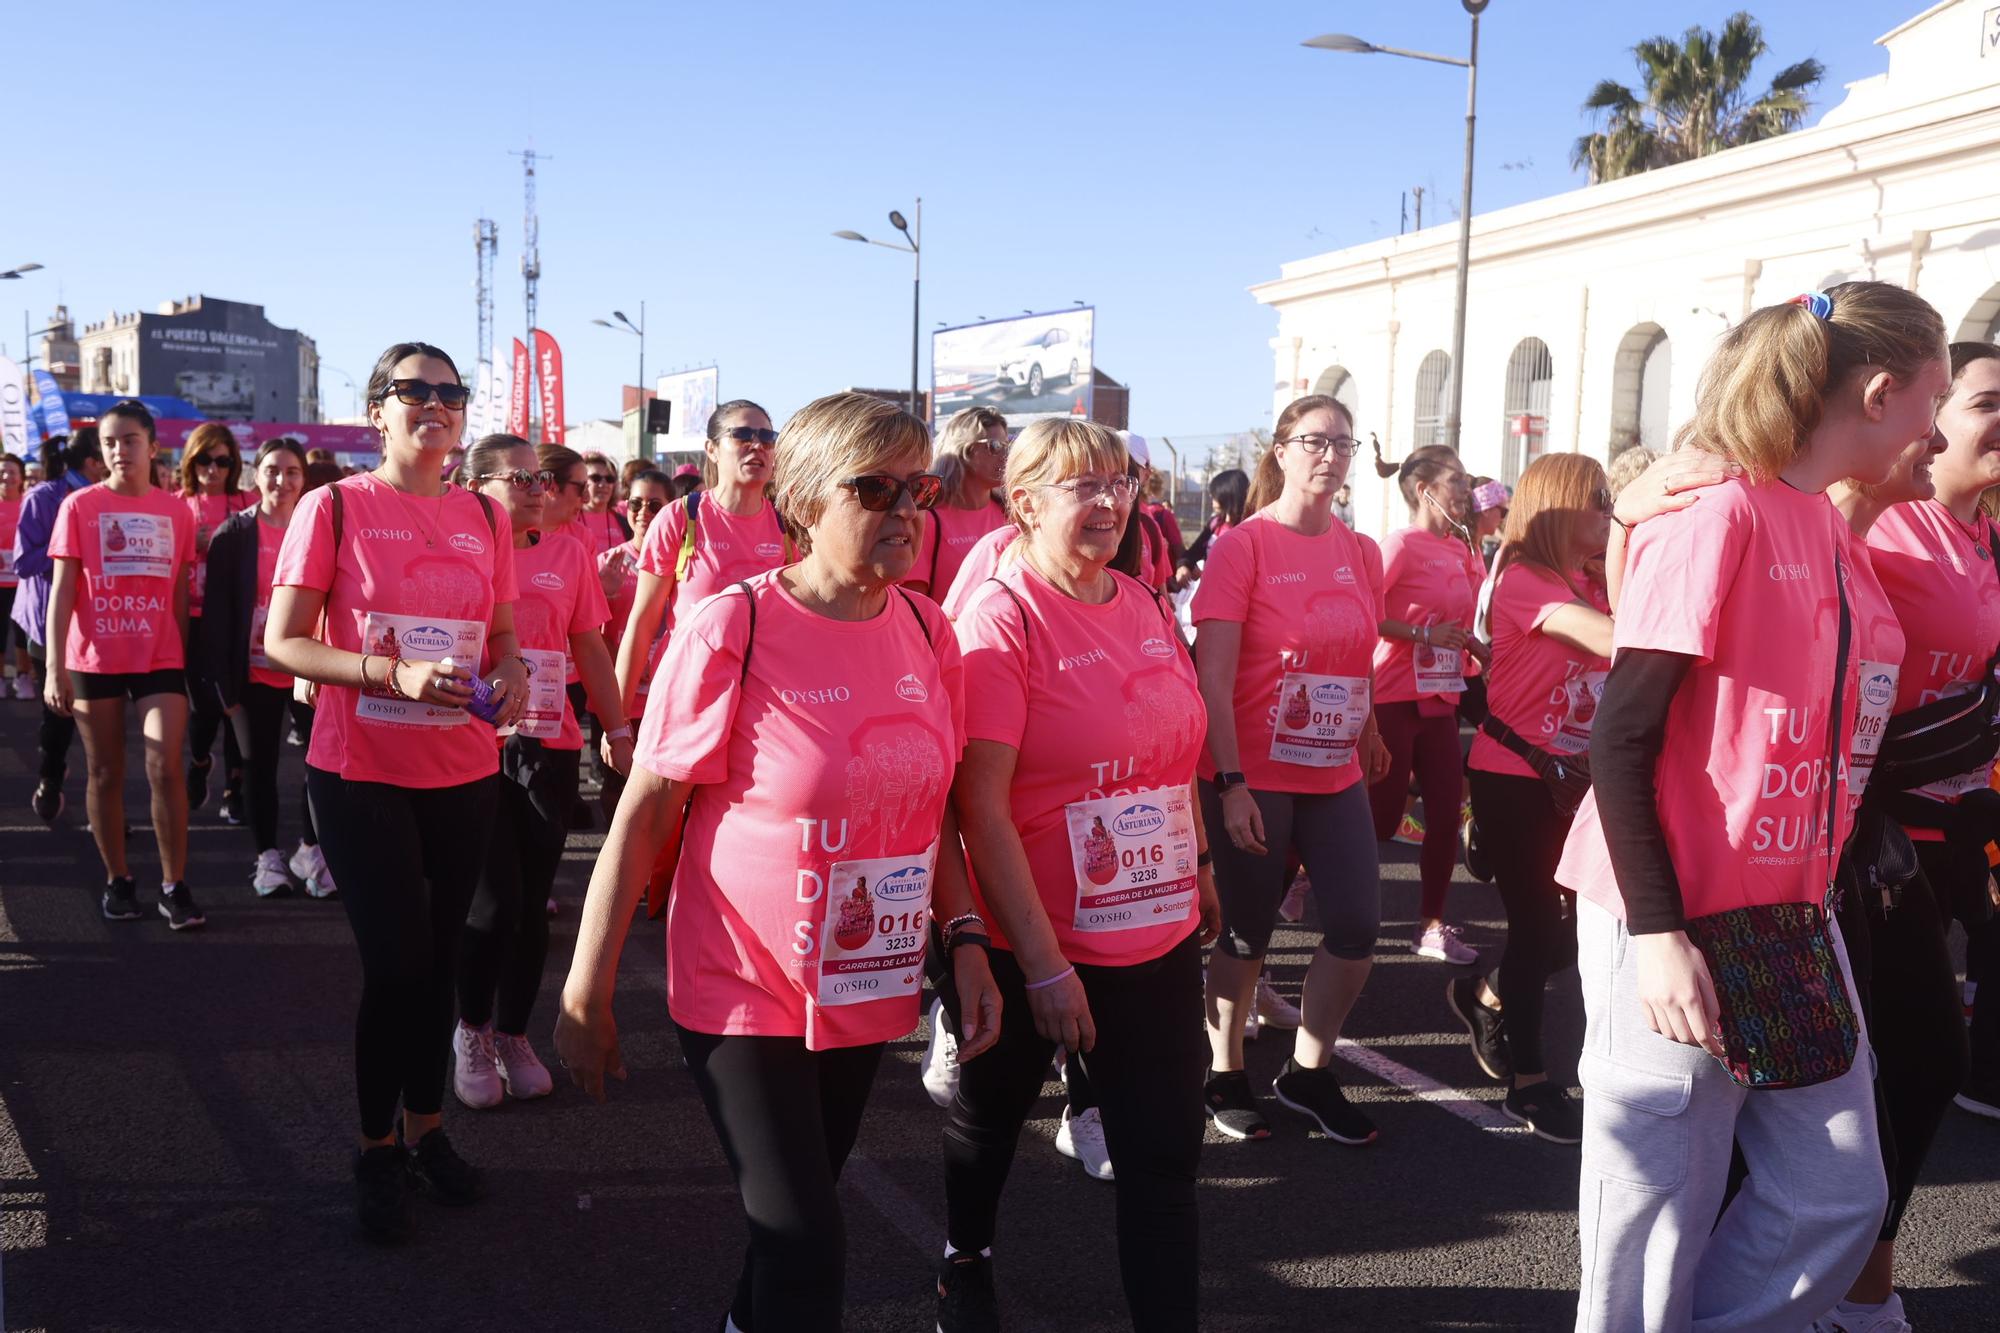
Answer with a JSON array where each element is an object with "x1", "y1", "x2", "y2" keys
[
  {"x1": 572, "y1": 449, "x2": 631, "y2": 556},
  {"x1": 0, "y1": 452, "x2": 30, "y2": 697},
  {"x1": 180, "y1": 421, "x2": 255, "y2": 822},
  {"x1": 266, "y1": 342, "x2": 531, "y2": 1243},
  {"x1": 558, "y1": 392, "x2": 999, "y2": 1332},
  {"x1": 593, "y1": 466, "x2": 669, "y2": 823},
  {"x1": 1455, "y1": 454, "x2": 1612, "y2": 1145},
  {"x1": 45, "y1": 399, "x2": 199, "y2": 928},
  {"x1": 1368, "y1": 445, "x2": 1486, "y2": 964},
  {"x1": 1556, "y1": 283, "x2": 1948, "y2": 1331},
  {"x1": 907, "y1": 405, "x2": 1012, "y2": 599}
]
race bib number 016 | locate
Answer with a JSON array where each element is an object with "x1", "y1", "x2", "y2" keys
[
  {"x1": 98, "y1": 512, "x2": 175, "y2": 580},
  {"x1": 817, "y1": 843, "x2": 938, "y2": 1008},
  {"x1": 1271, "y1": 672, "x2": 1369, "y2": 768},
  {"x1": 506, "y1": 647, "x2": 567, "y2": 740},
  {"x1": 1066, "y1": 784, "x2": 1197, "y2": 933}
]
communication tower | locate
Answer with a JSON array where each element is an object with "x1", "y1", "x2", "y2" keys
[
  {"x1": 510, "y1": 146, "x2": 548, "y2": 433},
  {"x1": 473, "y1": 218, "x2": 497, "y2": 371}
]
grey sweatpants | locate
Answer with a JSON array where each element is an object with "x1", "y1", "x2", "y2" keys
[{"x1": 1573, "y1": 899, "x2": 1885, "y2": 1333}]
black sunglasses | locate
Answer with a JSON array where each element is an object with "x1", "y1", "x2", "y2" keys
[
  {"x1": 195, "y1": 453, "x2": 231, "y2": 469},
  {"x1": 842, "y1": 472, "x2": 944, "y2": 512},
  {"x1": 379, "y1": 378, "x2": 471, "y2": 410},
  {"x1": 586, "y1": 473, "x2": 617, "y2": 485},
  {"x1": 627, "y1": 497, "x2": 665, "y2": 514},
  {"x1": 722, "y1": 426, "x2": 779, "y2": 446}
]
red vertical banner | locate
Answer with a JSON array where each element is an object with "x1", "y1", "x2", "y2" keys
[
  {"x1": 507, "y1": 338, "x2": 531, "y2": 436},
  {"x1": 533, "y1": 329, "x2": 565, "y2": 444}
]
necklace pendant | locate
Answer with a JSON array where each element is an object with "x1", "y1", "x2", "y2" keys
[{"x1": 1980, "y1": 546, "x2": 1991, "y2": 561}]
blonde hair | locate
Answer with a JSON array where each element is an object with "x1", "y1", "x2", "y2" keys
[
  {"x1": 934, "y1": 406, "x2": 1007, "y2": 502},
  {"x1": 1004, "y1": 418, "x2": 1127, "y2": 532},
  {"x1": 771, "y1": 392, "x2": 931, "y2": 546},
  {"x1": 1604, "y1": 445, "x2": 1657, "y2": 499},
  {"x1": 1678, "y1": 280, "x2": 1946, "y2": 482},
  {"x1": 1491, "y1": 452, "x2": 1609, "y2": 599}
]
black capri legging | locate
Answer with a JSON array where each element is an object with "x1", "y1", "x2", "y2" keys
[
  {"x1": 457, "y1": 737, "x2": 576, "y2": 1035},
  {"x1": 1199, "y1": 778, "x2": 1379, "y2": 960},
  {"x1": 227, "y1": 682, "x2": 316, "y2": 854},
  {"x1": 1465, "y1": 768, "x2": 1579, "y2": 1076}
]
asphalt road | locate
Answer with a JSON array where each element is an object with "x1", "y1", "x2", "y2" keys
[{"x1": 2, "y1": 694, "x2": 1997, "y2": 1331}]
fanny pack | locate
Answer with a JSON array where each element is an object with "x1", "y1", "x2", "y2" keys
[
  {"x1": 1478, "y1": 715, "x2": 1590, "y2": 816},
  {"x1": 1682, "y1": 547, "x2": 1857, "y2": 1091}
]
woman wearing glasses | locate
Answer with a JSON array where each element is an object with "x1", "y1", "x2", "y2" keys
[
  {"x1": 572, "y1": 450, "x2": 631, "y2": 557},
  {"x1": 266, "y1": 343, "x2": 530, "y2": 1243},
  {"x1": 1194, "y1": 395, "x2": 1389, "y2": 1145},
  {"x1": 451, "y1": 434, "x2": 631, "y2": 1110},
  {"x1": 907, "y1": 406, "x2": 1012, "y2": 600},
  {"x1": 595, "y1": 467, "x2": 671, "y2": 823},
  {"x1": 1369, "y1": 445, "x2": 1487, "y2": 964},
  {"x1": 558, "y1": 392, "x2": 998, "y2": 1332},
  {"x1": 613, "y1": 400, "x2": 787, "y2": 719},
  {"x1": 181, "y1": 422, "x2": 254, "y2": 823}
]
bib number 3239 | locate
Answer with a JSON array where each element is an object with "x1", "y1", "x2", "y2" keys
[
  {"x1": 1066, "y1": 785, "x2": 1197, "y2": 933},
  {"x1": 1272, "y1": 671, "x2": 1369, "y2": 768}
]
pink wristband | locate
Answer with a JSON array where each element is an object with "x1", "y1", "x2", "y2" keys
[{"x1": 1023, "y1": 965, "x2": 1075, "y2": 992}]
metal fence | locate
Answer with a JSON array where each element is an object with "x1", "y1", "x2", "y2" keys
[{"x1": 1153, "y1": 429, "x2": 1269, "y2": 532}]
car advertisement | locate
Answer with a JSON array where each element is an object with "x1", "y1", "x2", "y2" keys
[
  {"x1": 931, "y1": 308, "x2": 1093, "y2": 429},
  {"x1": 654, "y1": 366, "x2": 720, "y2": 454}
]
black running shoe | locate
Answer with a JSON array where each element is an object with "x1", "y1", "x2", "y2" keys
[
  {"x1": 30, "y1": 779, "x2": 63, "y2": 823},
  {"x1": 407, "y1": 1128, "x2": 482, "y2": 1205},
  {"x1": 1446, "y1": 974, "x2": 1512, "y2": 1083},
  {"x1": 101, "y1": 877, "x2": 143, "y2": 921},
  {"x1": 936, "y1": 1252, "x2": 1000, "y2": 1333},
  {"x1": 1202, "y1": 1069, "x2": 1271, "y2": 1141},
  {"x1": 1503, "y1": 1082, "x2": 1583, "y2": 1144},
  {"x1": 354, "y1": 1144, "x2": 413, "y2": 1243},
  {"x1": 1271, "y1": 1058, "x2": 1378, "y2": 1145},
  {"x1": 158, "y1": 883, "x2": 206, "y2": 931},
  {"x1": 218, "y1": 789, "x2": 244, "y2": 826},
  {"x1": 186, "y1": 757, "x2": 213, "y2": 812}
]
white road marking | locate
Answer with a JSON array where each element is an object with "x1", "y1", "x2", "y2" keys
[{"x1": 1336, "y1": 1038, "x2": 1520, "y2": 1133}]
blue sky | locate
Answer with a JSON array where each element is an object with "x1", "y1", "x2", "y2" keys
[{"x1": 5, "y1": 1, "x2": 1905, "y2": 438}]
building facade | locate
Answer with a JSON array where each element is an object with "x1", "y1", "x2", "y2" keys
[
  {"x1": 76, "y1": 295, "x2": 319, "y2": 422},
  {"x1": 1252, "y1": 0, "x2": 2000, "y2": 537}
]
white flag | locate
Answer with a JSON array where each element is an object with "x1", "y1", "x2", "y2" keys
[
  {"x1": 464, "y1": 359, "x2": 498, "y2": 443},
  {"x1": 0, "y1": 357, "x2": 28, "y2": 457}
]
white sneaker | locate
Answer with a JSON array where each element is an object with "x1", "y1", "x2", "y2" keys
[
  {"x1": 1255, "y1": 976, "x2": 1302, "y2": 1029},
  {"x1": 921, "y1": 997, "x2": 960, "y2": 1107},
  {"x1": 452, "y1": 1022, "x2": 504, "y2": 1109},
  {"x1": 10, "y1": 674, "x2": 34, "y2": 700},
  {"x1": 494, "y1": 1031, "x2": 554, "y2": 1099},
  {"x1": 1812, "y1": 1291, "x2": 1911, "y2": 1333},
  {"x1": 1414, "y1": 922, "x2": 1480, "y2": 965},
  {"x1": 1055, "y1": 1105, "x2": 1115, "y2": 1181},
  {"x1": 251, "y1": 849, "x2": 291, "y2": 897},
  {"x1": 289, "y1": 841, "x2": 337, "y2": 898}
]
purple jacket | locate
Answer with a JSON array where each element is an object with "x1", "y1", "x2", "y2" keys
[{"x1": 10, "y1": 469, "x2": 94, "y2": 648}]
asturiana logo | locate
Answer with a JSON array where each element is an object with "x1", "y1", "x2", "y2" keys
[
  {"x1": 1140, "y1": 637, "x2": 1173, "y2": 658},
  {"x1": 531, "y1": 571, "x2": 564, "y2": 591},
  {"x1": 448, "y1": 532, "x2": 485, "y2": 555},
  {"x1": 755, "y1": 542, "x2": 783, "y2": 558},
  {"x1": 401, "y1": 625, "x2": 455, "y2": 654},
  {"x1": 1311, "y1": 681, "x2": 1350, "y2": 707},
  {"x1": 1113, "y1": 803, "x2": 1165, "y2": 837},
  {"x1": 876, "y1": 864, "x2": 929, "y2": 902},
  {"x1": 894, "y1": 673, "x2": 928, "y2": 703},
  {"x1": 1333, "y1": 565, "x2": 1357, "y2": 584},
  {"x1": 1863, "y1": 673, "x2": 1895, "y2": 707}
]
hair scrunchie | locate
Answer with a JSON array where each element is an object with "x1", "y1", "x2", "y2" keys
[{"x1": 1789, "y1": 290, "x2": 1835, "y2": 321}]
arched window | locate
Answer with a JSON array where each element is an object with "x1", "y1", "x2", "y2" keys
[
  {"x1": 1958, "y1": 283, "x2": 2000, "y2": 344},
  {"x1": 1609, "y1": 324, "x2": 1670, "y2": 456},
  {"x1": 1500, "y1": 338, "x2": 1553, "y2": 485},
  {"x1": 1412, "y1": 351, "x2": 1451, "y2": 448},
  {"x1": 1311, "y1": 365, "x2": 1358, "y2": 425}
]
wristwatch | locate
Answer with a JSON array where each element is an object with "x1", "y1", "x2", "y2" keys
[{"x1": 1214, "y1": 771, "x2": 1247, "y2": 793}]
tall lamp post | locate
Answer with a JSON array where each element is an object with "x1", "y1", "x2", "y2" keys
[
  {"x1": 592, "y1": 304, "x2": 648, "y2": 454},
  {"x1": 1306, "y1": 0, "x2": 1486, "y2": 451},
  {"x1": 4, "y1": 263, "x2": 47, "y2": 370},
  {"x1": 833, "y1": 198, "x2": 922, "y2": 419},
  {"x1": 321, "y1": 364, "x2": 361, "y2": 422}
]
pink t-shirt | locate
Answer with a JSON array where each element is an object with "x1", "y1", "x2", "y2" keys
[
  {"x1": 1842, "y1": 527, "x2": 1905, "y2": 809},
  {"x1": 506, "y1": 531, "x2": 612, "y2": 750},
  {"x1": 912, "y1": 499, "x2": 1011, "y2": 596},
  {"x1": 569, "y1": 508, "x2": 626, "y2": 557},
  {"x1": 1468, "y1": 562, "x2": 1610, "y2": 780},
  {"x1": 636, "y1": 572, "x2": 965, "y2": 1050},
  {"x1": 957, "y1": 563, "x2": 1205, "y2": 967},
  {"x1": 0, "y1": 496, "x2": 21, "y2": 586},
  {"x1": 1556, "y1": 478, "x2": 1852, "y2": 921},
  {"x1": 1373, "y1": 527, "x2": 1478, "y2": 706},
  {"x1": 1190, "y1": 511, "x2": 1384, "y2": 795},
  {"x1": 941, "y1": 524, "x2": 1021, "y2": 620},
  {"x1": 273, "y1": 475, "x2": 518, "y2": 789},
  {"x1": 598, "y1": 539, "x2": 641, "y2": 659},
  {"x1": 249, "y1": 518, "x2": 291, "y2": 690},
  {"x1": 634, "y1": 493, "x2": 790, "y2": 634},
  {"x1": 187, "y1": 491, "x2": 253, "y2": 616},
  {"x1": 49, "y1": 484, "x2": 195, "y2": 674}
]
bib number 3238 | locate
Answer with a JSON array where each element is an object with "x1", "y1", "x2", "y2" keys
[{"x1": 1066, "y1": 784, "x2": 1197, "y2": 933}]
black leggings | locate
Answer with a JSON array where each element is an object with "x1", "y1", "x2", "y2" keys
[
  {"x1": 306, "y1": 766, "x2": 497, "y2": 1140},
  {"x1": 227, "y1": 682, "x2": 316, "y2": 853},
  {"x1": 677, "y1": 1026, "x2": 886, "y2": 1333},
  {"x1": 457, "y1": 738, "x2": 576, "y2": 1034},
  {"x1": 29, "y1": 647, "x2": 76, "y2": 785},
  {"x1": 945, "y1": 936, "x2": 1205, "y2": 1331},
  {"x1": 1466, "y1": 768, "x2": 1579, "y2": 1076},
  {"x1": 184, "y1": 619, "x2": 243, "y2": 787},
  {"x1": 0, "y1": 586, "x2": 19, "y2": 652}
]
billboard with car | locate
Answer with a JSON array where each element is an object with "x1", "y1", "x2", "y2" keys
[{"x1": 931, "y1": 308, "x2": 1093, "y2": 430}]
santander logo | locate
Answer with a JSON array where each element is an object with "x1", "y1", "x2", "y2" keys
[
  {"x1": 895, "y1": 673, "x2": 929, "y2": 703},
  {"x1": 449, "y1": 532, "x2": 485, "y2": 555}
]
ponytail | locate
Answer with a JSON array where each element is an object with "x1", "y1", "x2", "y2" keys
[{"x1": 1372, "y1": 431, "x2": 1396, "y2": 479}]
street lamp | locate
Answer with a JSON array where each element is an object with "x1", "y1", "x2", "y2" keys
[
  {"x1": 321, "y1": 364, "x2": 361, "y2": 422},
  {"x1": 5, "y1": 263, "x2": 46, "y2": 371},
  {"x1": 592, "y1": 304, "x2": 648, "y2": 451},
  {"x1": 1306, "y1": 0, "x2": 1486, "y2": 451},
  {"x1": 833, "y1": 198, "x2": 922, "y2": 418}
]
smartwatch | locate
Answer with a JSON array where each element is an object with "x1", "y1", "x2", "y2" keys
[{"x1": 1214, "y1": 771, "x2": 1248, "y2": 793}]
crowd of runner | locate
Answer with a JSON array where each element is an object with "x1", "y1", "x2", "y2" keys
[{"x1": 4, "y1": 285, "x2": 1999, "y2": 1330}]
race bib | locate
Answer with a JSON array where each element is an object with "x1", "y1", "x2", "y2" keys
[
  {"x1": 1066, "y1": 784, "x2": 1198, "y2": 933},
  {"x1": 1271, "y1": 672, "x2": 1369, "y2": 768},
  {"x1": 1413, "y1": 634, "x2": 1465, "y2": 695},
  {"x1": 1848, "y1": 660, "x2": 1898, "y2": 799},
  {"x1": 1551, "y1": 669, "x2": 1607, "y2": 755},
  {"x1": 0, "y1": 547, "x2": 15, "y2": 583},
  {"x1": 356, "y1": 612, "x2": 485, "y2": 727},
  {"x1": 98, "y1": 512, "x2": 175, "y2": 580},
  {"x1": 817, "y1": 843, "x2": 937, "y2": 1008},
  {"x1": 249, "y1": 601, "x2": 272, "y2": 670},
  {"x1": 509, "y1": 647, "x2": 568, "y2": 740}
]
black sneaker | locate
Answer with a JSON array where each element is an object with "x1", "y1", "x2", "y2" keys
[
  {"x1": 936, "y1": 1252, "x2": 1000, "y2": 1333},
  {"x1": 186, "y1": 757, "x2": 213, "y2": 812},
  {"x1": 354, "y1": 1144, "x2": 413, "y2": 1243},
  {"x1": 101, "y1": 876, "x2": 143, "y2": 921},
  {"x1": 1503, "y1": 1082, "x2": 1584, "y2": 1144},
  {"x1": 407, "y1": 1128, "x2": 482, "y2": 1205},
  {"x1": 1446, "y1": 974, "x2": 1512, "y2": 1083},
  {"x1": 1271, "y1": 1058, "x2": 1378, "y2": 1145},
  {"x1": 157, "y1": 883, "x2": 206, "y2": 931},
  {"x1": 218, "y1": 789, "x2": 244, "y2": 826},
  {"x1": 1202, "y1": 1069, "x2": 1271, "y2": 1141},
  {"x1": 1955, "y1": 1074, "x2": 2000, "y2": 1121},
  {"x1": 567, "y1": 799, "x2": 595, "y2": 832},
  {"x1": 31, "y1": 779, "x2": 63, "y2": 823}
]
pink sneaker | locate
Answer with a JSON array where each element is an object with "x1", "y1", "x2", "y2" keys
[
  {"x1": 1413, "y1": 923, "x2": 1479, "y2": 965},
  {"x1": 1278, "y1": 871, "x2": 1310, "y2": 923}
]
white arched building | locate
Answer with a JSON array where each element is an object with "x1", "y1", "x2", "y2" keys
[{"x1": 1252, "y1": 0, "x2": 2000, "y2": 537}]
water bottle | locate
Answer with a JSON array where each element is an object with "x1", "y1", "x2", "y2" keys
[{"x1": 439, "y1": 655, "x2": 504, "y2": 724}]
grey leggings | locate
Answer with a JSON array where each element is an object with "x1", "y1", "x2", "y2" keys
[{"x1": 1200, "y1": 778, "x2": 1380, "y2": 961}]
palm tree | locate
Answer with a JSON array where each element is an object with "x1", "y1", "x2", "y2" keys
[{"x1": 1572, "y1": 11, "x2": 1824, "y2": 183}]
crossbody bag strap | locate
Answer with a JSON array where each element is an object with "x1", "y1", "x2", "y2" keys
[
  {"x1": 1478, "y1": 713, "x2": 1576, "y2": 781},
  {"x1": 730, "y1": 579, "x2": 758, "y2": 686},
  {"x1": 1823, "y1": 549, "x2": 1852, "y2": 905}
]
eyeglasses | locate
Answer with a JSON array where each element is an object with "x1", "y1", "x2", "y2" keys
[
  {"x1": 721, "y1": 426, "x2": 779, "y2": 447},
  {"x1": 472, "y1": 469, "x2": 555, "y2": 491},
  {"x1": 627, "y1": 497, "x2": 664, "y2": 514},
  {"x1": 586, "y1": 473, "x2": 616, "y2": 485},
  {"x1": 841, "y1": 472, "x2": 944, "y2": 512},
  {"x1": 978, "y1": 436, "x2": 1010, "y2": 454},
  {"x1": 1594, "y1": 489, "x2": 1614, "y2": 514},
  {"x1": 1283, "y1": 434, "x2": 1362, "y2": 458},
  {"x1": 195, "y1": 454, "x2": 231, "y2": 469},
  {"x1": 1045, "y1": 474, "x2": 1139, "y2": 505},
  {"x1": 378, "y1": 379, "x2": 471, "y2": 410}
]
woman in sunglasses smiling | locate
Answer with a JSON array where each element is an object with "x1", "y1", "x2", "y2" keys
[
  {"x1": 266, "y1": 342, "x2": 530, "y2": 1243},
  {"x1": 180, "y1": 422, "x2": 254, "y2": 823},
  {"x1": 559, "y1": 392, "x2": 999, "y2": 1332},
  {"x1": 572, "y1": 450, "x2": 631, "y2": 558},
  {"x1": 908, "y1": 405, "x2": 1013, "y2": 600},
  {"x1": 613, "y1": 399, "x2": 787, "y2": 719}
]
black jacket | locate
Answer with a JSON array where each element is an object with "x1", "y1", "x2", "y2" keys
[{"x1": 196, "y1": 508, "x2": 269, "y2": 712}]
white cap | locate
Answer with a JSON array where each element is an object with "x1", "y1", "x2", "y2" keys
[{"x1": 1119, "y1": 431, "x2": 1151, "y2": 467}]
